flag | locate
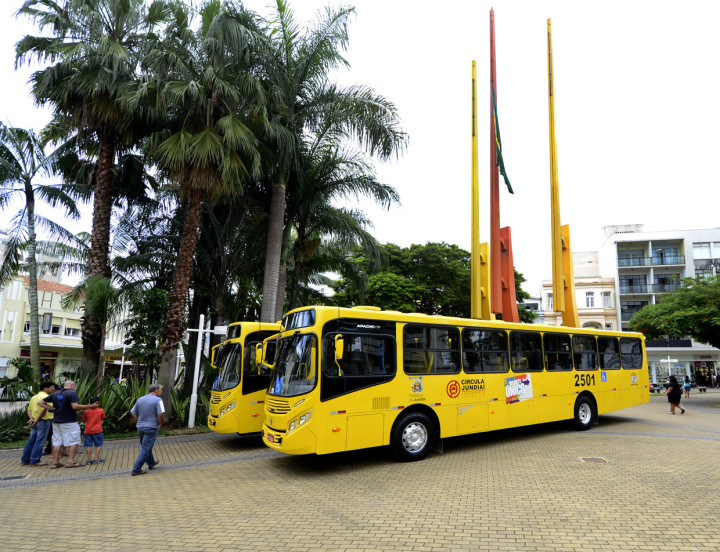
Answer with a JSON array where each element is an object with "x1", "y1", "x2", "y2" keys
[{"x1": 491, "y1": 84, "x2": 513, "y2": 194}]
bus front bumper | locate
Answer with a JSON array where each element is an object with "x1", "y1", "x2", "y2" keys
[{"x1": 262, "y1": 424, "x2": 316, "y2": 455}]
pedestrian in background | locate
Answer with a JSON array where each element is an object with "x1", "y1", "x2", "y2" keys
[
  {"x1": 82, "y1": 396, "x2": 106, "y2": 465},
  {"x1": 130, "y1": 383, "x2": 164, "y2": 476},
  {"x1": 683, "y1": 376, "x2": 692, "y2": 399},
  {"x1": 665, "y1": 375, "x2": 685, "y2": 414},
  {"x1": 20, "y1": 381, "x2": 55, "y2": 467}
]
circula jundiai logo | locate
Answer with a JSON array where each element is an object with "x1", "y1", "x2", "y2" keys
[{"x1": 446, "y1": 380, "x2": 461, "y2": 399}]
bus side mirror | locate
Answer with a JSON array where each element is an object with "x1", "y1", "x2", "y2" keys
[
  {"x1": 334, "y1": 335, "x2": 344, "y2": 376},
  {"x1": 260, "y1": 334, "x2": 278, "y2": 371},
  {"x1": 211, "y1": 344, "x2": 222, "y2": 368}
]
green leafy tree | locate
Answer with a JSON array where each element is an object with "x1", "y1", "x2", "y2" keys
[
  {"x1": 628, "y1": 275, "x2": 720, "y2": 349},
  {"x1": 332, "y1": 242, "x2": 536, "y2": 321},
  {"x1": 0, "y1": 124, "x2": 80, "y2": 378}
]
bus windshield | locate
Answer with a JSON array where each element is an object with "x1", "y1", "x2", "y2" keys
[
  {"x1": 268, "y1": 334, "x2": 317, "y2": 397},
  {"x1": 213, "y1": 342, "x2": 242, "y2": 392}
]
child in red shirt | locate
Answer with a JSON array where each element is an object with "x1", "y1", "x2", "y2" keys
[{"x1": 82, "y1": 396, "x2": 106, "y2": 465}]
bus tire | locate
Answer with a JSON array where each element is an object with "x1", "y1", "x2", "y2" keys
[
  {"x1": 391, "y1": 412, "x2": 435, "y2": 462},
  {"x1": 573, "y1": 396, "x2": 595, "y2": 431}
]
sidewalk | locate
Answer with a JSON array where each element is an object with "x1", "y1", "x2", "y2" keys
[{"x1": 0, "y1": 430, "x2": 278, "y2": 486}]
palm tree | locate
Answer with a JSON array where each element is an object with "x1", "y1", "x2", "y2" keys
[
  {"x1": 16, "y1": 0, "x2": 172, "y2": 375},
  {"x1": 283, "y1": 138, "x2": 398, "y2": 310},
  {"x1": 132, "y1": 0, "x2": 266, "y2": 415},
  {"x1": 0, "y1": 124, "x2": 80, "y2": 378},
  {"x1": 258, "y1": 0, "x2": 407, "y2": 322}
]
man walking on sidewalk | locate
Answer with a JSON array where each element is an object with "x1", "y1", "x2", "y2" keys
[{"x1": 130, "y1": 383, "x2": 164, "y2": 476}]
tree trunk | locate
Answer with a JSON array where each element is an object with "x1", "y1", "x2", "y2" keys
[
  {"x1": 24, "y1": 178, "x2": 41, "y2": 380},
  {"x1": 82, "y1": 131, "x2": 115, "y2": 375},
  {"x1": 158, "y1": 190, "x2": 205, "y2": 419},
  {"x1": 260, "y1": 176, "x2": 287, "y2": 322}
]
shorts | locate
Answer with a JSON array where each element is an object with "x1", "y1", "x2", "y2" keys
[
  {"x1": 52, "y1": 422, "x2": 81, "y2": 447},
  {"x1": 83, "y1": 432, "x2": 104, "y2": 447}
]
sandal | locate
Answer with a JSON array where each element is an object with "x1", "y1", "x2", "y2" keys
[
  {"x1": 65, "y1": 462, "x2": 84, "y2": 468},
  {"x1": 49, "y1": 464, "x2": 63, "y2": 469}
]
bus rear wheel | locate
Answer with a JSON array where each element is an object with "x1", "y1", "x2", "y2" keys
[
  {"x1": 573, "y1": 396, "x2": 595, "y2": 431},
  {"x1": 391, "y1": 412, "x2": 435, "y2": 462}
]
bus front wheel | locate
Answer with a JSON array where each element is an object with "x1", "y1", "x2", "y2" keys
[
  {"x1": 391, "y1": 412, "x2": 435, "y2": 462},
  {"x1": 573, "y1": 396, "x2": 595, "y2": 431}
]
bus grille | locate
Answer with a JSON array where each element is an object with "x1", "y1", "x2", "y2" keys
[
  {"x1": 266, "y1": 397, "x2": 291, "y2": 414},
  {"x1": 373, "y1": 397, "x2": 390, "y2": 410},
  {"x1": 210, "y1": 392, "x2": 222, "y2": 404}
]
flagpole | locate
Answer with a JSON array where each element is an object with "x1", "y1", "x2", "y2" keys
[{"x1": 489, "y1": 8, "x2": 502, "y2": 317}]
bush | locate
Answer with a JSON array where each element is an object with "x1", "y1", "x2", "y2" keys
[{"x1": 0, "y1": 408, "x2": 29, "y2": 443}]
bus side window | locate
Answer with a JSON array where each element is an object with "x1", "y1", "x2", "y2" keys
[
  {"x1": 403, "y1": 325, "x2": 460, "y2": 374},
  {"x1": 573, "y1": 335, "x2": 598, "y2": 370},
  {"x1": 620, "y1": 337, "x2": 643, "y2": 369},
  {"x1": 462, "y1": 328, "x2": 508, "y2": 373},
  {"x1": 509, "y1": 331, "x2": 543, "y2": 372},
  {"x1": 543, "y1": 333, "x2": 572, "y2": 371},
  {"x1": 598, "y1": 336, "x2": 621, "y2": 369}
]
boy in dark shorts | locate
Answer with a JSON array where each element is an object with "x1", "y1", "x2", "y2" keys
[{"x1": 82, "y1": 396, "x2": 106, "y2": 464}]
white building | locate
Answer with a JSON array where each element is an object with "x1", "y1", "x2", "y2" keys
[{"x1": 542, "y1": 225, "x2": 720, "y2": 386}]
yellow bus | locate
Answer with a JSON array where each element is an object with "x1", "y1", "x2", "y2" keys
[
  {"x1": 262, "y1": 306, "x2": 648, "y2": 461},
  {"x1": 208, "y1": 321, "x2": 281, "y2": 434}
]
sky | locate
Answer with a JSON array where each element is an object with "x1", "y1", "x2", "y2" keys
[{"x1": 2, "y1": 0, "x2": 720, "y2": 295}]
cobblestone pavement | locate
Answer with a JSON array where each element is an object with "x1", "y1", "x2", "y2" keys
[{"x1": 2, "y1": 391, "x2": 720, "y2": 552}]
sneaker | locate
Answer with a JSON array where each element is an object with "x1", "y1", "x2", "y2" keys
[
  {"x1": 148, "y1": 461, "x2": 160, "y2": 470},
  {"x1": 131, "y1": 470, "x2": 147, "y2": 476},
  {"x1": 86, "y1": 460, "x2": 95, "y2": 465},
  {"x1": 96, "y1": 458, "x2": 106, "y2": 463}
]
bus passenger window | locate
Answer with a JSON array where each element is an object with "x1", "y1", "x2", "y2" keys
[
  {"x1": 325, "y1": 334, "x2": 395, "y2": 377},
  {"x1": 403, "y1": 325, "x2": 460, "y2": 374},
  {"x1": 573, "y1": 335, "x2": 598, "y2": 370},
  {"x1": 620, "y1": 338, "x2": 643, "y2": 369},
  {"x1": 509, "y1": 331, "x2": 542, "y2": 372},
  {"x1": 598, "y1": 336, "x2": 621, "y2": 369},
  {"x1": 462, "y1": 328, "x2": 508, "y2": 373},
  {"x1": 543, "y1": 333, "x2": 572, "y2": 371}
]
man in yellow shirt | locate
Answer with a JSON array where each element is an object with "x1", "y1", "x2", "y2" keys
[{"x1": 21, "y1": 381, "x2": 55, "y2": 467}]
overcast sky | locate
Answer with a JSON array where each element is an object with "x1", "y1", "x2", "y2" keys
[{"x1": 2, "y1": 0, "x2": 719, "y2": 294}]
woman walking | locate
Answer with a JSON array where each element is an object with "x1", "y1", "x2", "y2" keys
[{"x1": 665, "y1": 375, "x2": 685, "y2": 414}]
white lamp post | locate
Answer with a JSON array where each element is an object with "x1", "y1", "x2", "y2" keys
[
  {"x1": 186, "y1": 315, "x2": 227, "y2": 429},
  {"x1": 659, "y1": 355, "x2": 678, "y2": 376}
]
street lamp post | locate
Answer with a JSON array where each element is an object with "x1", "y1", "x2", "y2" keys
[
  {"x1": 659, "y1": 355, "x2": 678, "y2": 377},
  {"x1": 186, "y1": 315, "x2": 227, "y2": 429}
]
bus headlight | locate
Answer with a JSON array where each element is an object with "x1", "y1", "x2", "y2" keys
[
  {"x1": 220, "y1": 400, "x2": 236, "y2": 418},
  {"x1": 287, "y1": 410, "x2": 312, "y2": 435},
  {"x1": 299, "y1": 410, "x2": 312, "y2": 426}
]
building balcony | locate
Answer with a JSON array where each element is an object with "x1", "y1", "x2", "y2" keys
[
  {"x1": 619, "y1": 285, "x2": 650, "y2": 294},
  {"x1": 653, "y1": 282, "x2": 681, "y2": 293},
  {"x1": 617, "y1": 256, "x2": 685, "y2": 267}
]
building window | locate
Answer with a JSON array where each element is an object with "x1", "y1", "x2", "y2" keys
[
  {"x1": 603, "y1": 292, "x2": 612, "y2": 308},
  {"x1": 693, "y1": 242, "x2": 711, "y2": 260},
  {"x1": 585, "y1": 292, "x2": 594, "y2": 308},
  {"x1": 696, "y1": 268, "x2": 713, "y2": 279},
  {"x1": 24, "y1": 321, "x2": 30, "y2": 333},
  {"x1": 547, "y1": 294, "x2": 553, "y2": 310},
  {"x1": 65, "y1": 327, "x2": 81, "y2": 337}
]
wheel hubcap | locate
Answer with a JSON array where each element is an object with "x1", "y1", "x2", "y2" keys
[
  {"x1": 579, "y1": 403, "x2": 592, "y2": 424},
  {"x1": 401, "y1": 422, "x2": 428, "y2": 452}
]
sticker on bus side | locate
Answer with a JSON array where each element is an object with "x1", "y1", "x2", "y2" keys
[{"x1": 505, "y1": 374, "x2": 533, "y2": 404}]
